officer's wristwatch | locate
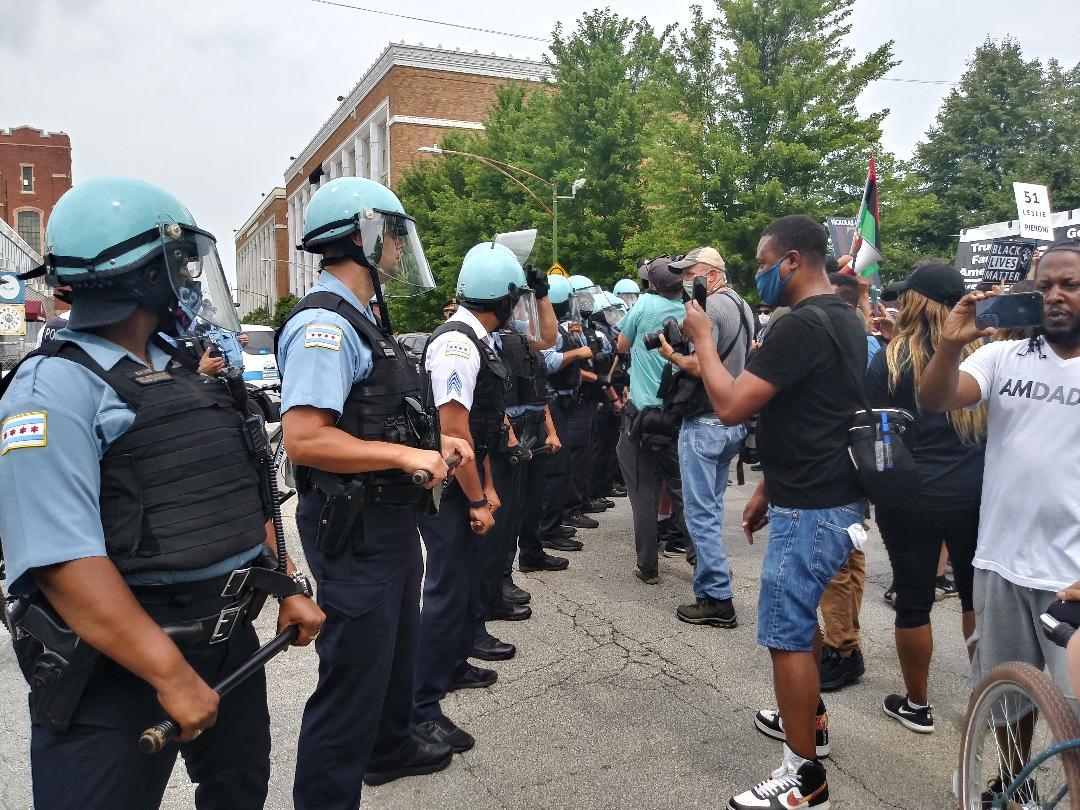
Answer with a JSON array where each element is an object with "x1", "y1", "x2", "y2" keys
[{"x1": 279, "y1": 571, "x2": 314, "y2": 601}]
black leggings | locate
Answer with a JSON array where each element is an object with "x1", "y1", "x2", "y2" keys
[{"x1": 875, "y1": 504, "x2": 978, "y2": 629}]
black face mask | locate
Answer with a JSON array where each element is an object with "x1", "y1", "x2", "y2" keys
[
  {"x1": 491, "y1": 297, "x2": 514, "y2": 330},
  {"x1": 553, "y1": 300, "x2": 570, "y2": 320}
]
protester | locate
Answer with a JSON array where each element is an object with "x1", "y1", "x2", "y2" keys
[
  {"x1": 658, "y1": 247, "x2": 753, "y2": 627},
  {"x1": 615, "y1": 256, "x2": 690, "y2": 584},
  {"x1": 919, "y1": 240, "x2": 1080, "y2": 798},
  {"x1": 683, "y1": 215, "x2": 866, "y2": 810},
  {"x1": 867, "y1": 262, "x2": 986, "y2": 734}
]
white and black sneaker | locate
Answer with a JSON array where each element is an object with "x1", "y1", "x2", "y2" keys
[
  {"x1": 753, "y1": 708, "x2": 830, "y2": 758},
  {"x1": 882, "y1": 694, "x2": 934, "y2": 733},
  {"x1": 728, "y1": 754, "x2": 830, "y2": 809}
]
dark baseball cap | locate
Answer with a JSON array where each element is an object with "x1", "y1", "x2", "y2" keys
[
  {"x1": 881, "y1": 262, "x2": 966, "y2": 307},
  {"x1": 644, "y1": 255, "x2": 683, "y2": 294}
]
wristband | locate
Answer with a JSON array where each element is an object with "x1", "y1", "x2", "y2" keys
[
  {"x1": 468, "y1": 496, "x2": 489, "y2": 509},
  {"x1": 277, "y1": 571, "x2": 314, "y2": 601}
]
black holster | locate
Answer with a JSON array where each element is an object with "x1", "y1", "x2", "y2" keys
[
  {"x1": 10, "y1": 599, "x2": 102, "y2": 733},
  {"x1": 308, "y1": 470, "x2": 367, "y2": 557}
]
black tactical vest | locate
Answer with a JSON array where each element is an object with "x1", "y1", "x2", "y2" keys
[
  {"x1": 546, "y1": 323, "x2": 583, "y2": 392},
  {"x1": 3, "y1": 340, "x2": 268, "y2": 575},
  {"x1": 277, "y1": 292, "x2": 432, "y2": 492},
  {"x1": 498, "y1": 329, "x2": 548, "y2": 408},
  {"x1": 422, "y1": 320, "x2": 508, "y2": 455}
]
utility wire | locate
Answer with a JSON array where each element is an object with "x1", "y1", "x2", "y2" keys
[
  {"x1": 309, "y1": 0, "x2": 551, "y2": 43},
  {"x1": 311, "y1": 0, "x2": 958, "y2": 85}
]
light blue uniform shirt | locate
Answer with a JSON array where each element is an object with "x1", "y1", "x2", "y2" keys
[
  {"x1": 0, "y1": 329, "x2": 262, "y2": 596},
  {"x1": 619, "y1": 293, "x2": 685, "y2": 409},
  {"x1": 202, "y1": 326, "x2": 244, "y2": 368},
  {"x1": 541, "y1": 327, "x2": 575, "y2": 396},
  {"x1": 277, "y1": 272, "x2": 375, "y2": 419}
]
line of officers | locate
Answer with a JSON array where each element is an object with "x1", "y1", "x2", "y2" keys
[{"x1": 0, "y1": 174, "x2": 641, "y2": 810}]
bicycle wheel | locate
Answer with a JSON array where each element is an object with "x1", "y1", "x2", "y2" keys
[{"x1": 959, "y1": 661, "x2": 1080, "y2": 809}]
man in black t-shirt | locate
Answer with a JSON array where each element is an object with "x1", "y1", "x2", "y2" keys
[{"x1": 682, "y1": 215, "x2": 866, "y2": 810}]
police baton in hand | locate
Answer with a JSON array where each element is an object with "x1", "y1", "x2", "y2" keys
[
  {"x1": 139, "y1": 626, "x2": 299, "y2": 754},
  {"x1": 411, "y1": 451, "x2": 463, "y2": 486}
]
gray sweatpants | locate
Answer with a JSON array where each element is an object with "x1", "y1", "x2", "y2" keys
[
  {"x1": 615, "y1": 430, "x2": 689, "y2": 575},
  {"x1": 970, "y1": 568, "x2": 1075, "y2": 702}
]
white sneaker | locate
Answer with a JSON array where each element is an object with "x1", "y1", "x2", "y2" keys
[
  {"x1": 753, "y1": 708, "x2": 830, "y2": 758},
  {"x1": 728, "y1": 754, "x2": 830, "y2": 809}
]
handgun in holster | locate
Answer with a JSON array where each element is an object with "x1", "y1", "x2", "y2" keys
[
  {"x1": 9, "y1": 598, "x2": 102, "y2": 733},
  {"x1": 308, "y1": 469, "x2": 367, "y2": 558}
]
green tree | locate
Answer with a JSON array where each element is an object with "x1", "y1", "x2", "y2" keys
[
  {"x1": 243, "y1": 305, "x2": 274, "y2": 326},
  {"x1": 271, "y1": 294, "x2": 299, "y2": 328}
]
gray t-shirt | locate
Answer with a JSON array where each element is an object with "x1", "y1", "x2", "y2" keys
[{"x1": 704, "y1": 289, "x2": 753, "y2": 376}]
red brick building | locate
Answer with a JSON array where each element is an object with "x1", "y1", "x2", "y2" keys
[
  {"x1": 0, "y1": 126, "x2": 73, "y2": 256},
  {"x1": 234, "y1": 188, "x2": 289, "y2": 317},
  {"x1": 279, "y1": 44, "x2": 546, "y2": 296}
]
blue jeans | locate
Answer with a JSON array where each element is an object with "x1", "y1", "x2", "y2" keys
[
  {"x1": 757, "y1": 501, "x2": 866, "y2": 652},
  {"x1": 678, "y1": 416, "x2": 745, "y2": 600}
]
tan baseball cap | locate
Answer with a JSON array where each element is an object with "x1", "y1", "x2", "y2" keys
[{"x1": 670, "y1": 246, "x2": 726, "y2": 272}]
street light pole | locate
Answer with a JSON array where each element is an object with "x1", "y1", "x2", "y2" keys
[{"x1": 418, "y1": 146, "x2": 584, "y2": 268}]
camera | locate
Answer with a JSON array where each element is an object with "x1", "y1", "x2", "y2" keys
[{"x1": 643, "y1": 317, "x2": 686, "y2": 352}]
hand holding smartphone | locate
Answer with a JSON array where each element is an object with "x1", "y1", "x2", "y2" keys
[{"x1": 974, "y1": 292, "x2": 1043, "y2": 330}]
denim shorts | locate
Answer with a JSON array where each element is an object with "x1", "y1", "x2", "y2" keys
[{"x1": 757, "y1": 501, "x2": 866, "y2": 652}]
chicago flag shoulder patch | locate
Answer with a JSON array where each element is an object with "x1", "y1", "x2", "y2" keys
[
  {"x1": 2, "y1": 411, "x2": 47, "y2": 454},
  {"x1": 304, "y1": 323, "x2": 343, "y2": 351}
]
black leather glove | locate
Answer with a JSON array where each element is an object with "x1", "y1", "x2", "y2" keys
[{"x1": 525, "y1": 266, "x2": 549, "y2": 300}]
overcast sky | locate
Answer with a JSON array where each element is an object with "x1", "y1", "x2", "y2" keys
[{"x1": 4, "y1": 0, "x2": 1078, "y2": 281}]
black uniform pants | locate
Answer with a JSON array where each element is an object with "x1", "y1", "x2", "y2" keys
[
  {"x1": 507, "y1": 416, "x2": 551, "y2": 571},
  {"x1": 564, "y1": 399, "x2": 597, "y2": 516},
  {"x1": 479, "y1": 451, "x2": 522, "y2": 616},
  {"x1": 294, "y1": 493, "x2": 423, "y2": 810},
  {"x1": 589, "y1": 404, "x2": 621, "y2": 499},
  {"x1": 539, "y1": 397, "x2": 572, "y2": 539},
  {"x1": 414, "y1": 485, "x2": 482, "y2": 723},
  {"x1": 25, "y1": 594, "x2": 269, "y2": 810}
]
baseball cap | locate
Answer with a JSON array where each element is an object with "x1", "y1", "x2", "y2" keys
[
  {"x1": 670, "y1": 246, "x2": 726, "y2": 272},
  {"x1": 881, "y1": 262, "x2": 966, "y2": 307},
  {"x1": 645, "y1": 256, "x2": 683, "y2": 294}
]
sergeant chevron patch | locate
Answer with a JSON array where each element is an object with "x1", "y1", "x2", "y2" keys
[
  {"x1": 2, "y1": 411, "x2": 47, "y2": 454},
  {"x1": 447, "y1": 371, "x2": 463, "y2": 397}
]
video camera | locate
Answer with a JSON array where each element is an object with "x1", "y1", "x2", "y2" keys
[{"x1": 643, "y1": 317, "x2": 687, "y2": 353}]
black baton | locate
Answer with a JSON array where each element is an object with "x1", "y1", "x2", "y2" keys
[
  {"x1": 139, "y1": 625, "x2": 299, "y2": 754},
  {"x1": 411, "y1": 452, "x2": 463, "y2": 486}
]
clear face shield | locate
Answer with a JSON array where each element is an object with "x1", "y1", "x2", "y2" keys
[
  {"x1": 357, "y1": 211, "x2": 435, "y2": 298},
  {"x1": 617, "y1": 291, "x2": 640, "y2": 308},
  {"x1": 160, "y1": 223, "x2": 241, "y2": 335},
  {"x1": 509, "y1": 286, "x2": 540, "y2": 342},
  {"x1": 601, "y1": 303, "x2": 626, "y2": 328},
  {"x1": 569, "y1": 285, "x2": 602, "y2": 323}
]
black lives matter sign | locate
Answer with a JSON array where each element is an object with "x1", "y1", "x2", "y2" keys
[{"x1": 982, "y1": 239, "x2": 1036, "y2": 286}]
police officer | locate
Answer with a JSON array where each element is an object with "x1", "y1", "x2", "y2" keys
[
  {"x1": 278, "y1": 177, "x2": 469, "y2": 807},
  {"x1": 0, "y1": 177, "x2": 324, "y2": 810},
  {"x1": 413, "y1": 241, "x2": 540, "y2": 752},
  {"x1": 538, "y1": 276, "x2": 595, "y2": 548},
  {"x1": 587, "y1": 292, "x2": 629, "y2": 504},
  {"x1": 613, "y1": 278, "x2": 641, "y2": 309}
]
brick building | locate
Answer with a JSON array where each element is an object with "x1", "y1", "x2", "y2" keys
[
  {"x1": 0, "y1": 126, "x2": 73, "y2": 256},
  {"x1": 234, "y1": 188, "x2": 289, "y2": 317},
  {"x1": 277, "y1": 43, "x2": 546, "y2": 297}
]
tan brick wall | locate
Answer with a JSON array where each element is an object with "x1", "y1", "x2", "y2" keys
[{"x1": 235, "y1": 195, "x2": 289, "y2": 302}]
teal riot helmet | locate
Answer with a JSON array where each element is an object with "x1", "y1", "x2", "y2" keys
[
  {"x1": 456, "y1": 241, "x2": 539, "y2": 340},
  {"x1": 613, "y1": 278, "x2": 641, "y2": 309},
  {"x1": 35, "y1": 177, "x2": 239, "y2": 334},
  {"x1": 301, "y1": 177, "x2": 434, "y2": 304},
  {"x1": 548, "y1": 275, "x2": 572, "y2": 320},
  {"x1": 567, "y1": 274, "x2": 601, "y2": 323},
  {"x1": 596, "y1": 291, "x2": 627, "y2": 328}
]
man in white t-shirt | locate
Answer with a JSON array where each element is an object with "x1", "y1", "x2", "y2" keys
[{"x1": 920, "y1": 241, "x2": 1080, "y2": 701}]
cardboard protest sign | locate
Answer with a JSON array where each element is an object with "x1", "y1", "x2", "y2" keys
[
  {"x1": 955, "y1": 208, "x2": 1080, "y2": 289},
  {"x1": 1013, "y1": 183, "x2": 1053, "y2": 240}
]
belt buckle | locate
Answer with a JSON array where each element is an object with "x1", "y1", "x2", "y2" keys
[
  {"x1": 209, "y1": 603, "x2": 244, "y2": 644},
  {"x1": 220, "y1": 567, "x2": 251, "y2": 598}
]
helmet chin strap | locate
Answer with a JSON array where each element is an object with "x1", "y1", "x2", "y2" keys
[{"x1": 319, "y1": 240, "x2": 394, "y2": 334}]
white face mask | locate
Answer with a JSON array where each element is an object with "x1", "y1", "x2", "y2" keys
[{"x1": 758, "y1": 313, "x2": 771, "y2": 325}]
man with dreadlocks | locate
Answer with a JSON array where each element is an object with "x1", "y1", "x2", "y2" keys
[{"x1": 920, "y1": 239, "x2": 1080, "y2": 792}]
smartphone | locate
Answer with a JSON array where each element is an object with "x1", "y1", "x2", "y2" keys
[
  {"x1": 974, "y1": 292, "x2": 1044, "y2": 330},
  {"x1": 692, "y1": 275, "x2": 709, "y2": 310},
  {"x1": 869, "y1": 285, "x2": 880, "y2": 311}
]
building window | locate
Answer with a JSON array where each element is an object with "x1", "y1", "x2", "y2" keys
[
  {"x1": 379, "y1": 122, "x2": 389, "y2": 186},
  {"x1": 16, "y1": 210, "x2": 42, "y2": 252},
  {"x1": 21, "y1": 165, "x2": 35, "y2": 193}
]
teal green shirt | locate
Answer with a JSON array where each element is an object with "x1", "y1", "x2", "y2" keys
[{"x1": 619, "y1": 293, "x2": 685, "y2": 409}]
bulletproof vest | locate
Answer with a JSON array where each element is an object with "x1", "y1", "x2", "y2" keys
[
  {"x1": 547, "y1": 323, "x2": 583, "y2": 392},
  {"x1": 11, "y1": 341, "x2": 268, "y2": 575},
  {"x1": 422, "y1": 320, "x2": 508, "y2": 455},
  {"x1": 278, "y1": 292, "x2": 432, "y2": 490},
  {"x1": 498, "y1": 329, "x2": 548, "y2": 408}
]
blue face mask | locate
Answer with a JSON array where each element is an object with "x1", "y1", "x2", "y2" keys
[{"x1": 756, "y1": 256, "x2": 792, "y2": 308}]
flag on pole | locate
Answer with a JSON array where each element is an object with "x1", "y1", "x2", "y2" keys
[{"x1": 850, "y1": 156, "x2": 883, "y2": 281}]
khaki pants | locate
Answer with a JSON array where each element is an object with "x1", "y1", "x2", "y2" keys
[{"x1": 819, "y1": 549, "x2": 866, "y2": 654}]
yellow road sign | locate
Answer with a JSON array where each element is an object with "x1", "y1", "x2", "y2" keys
[{"x1": 548, "y1": 262, "x2": 568, "y2": 278}]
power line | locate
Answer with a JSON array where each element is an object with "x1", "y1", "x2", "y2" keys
[
  {"x1": 309, "y1": 0, "x2": 551, "y2": 43},
  {"x1": 877, "y1": 77, "x2": 957, "y2": 85}
]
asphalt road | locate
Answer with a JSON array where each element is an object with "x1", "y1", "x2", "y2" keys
[{"x1": 0, "y1": 470, "x2": 971, "y2": 809}]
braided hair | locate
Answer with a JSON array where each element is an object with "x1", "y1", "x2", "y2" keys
[{"x1": 1018, "y1": 238, "x2": 1080, "y2": 358}]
